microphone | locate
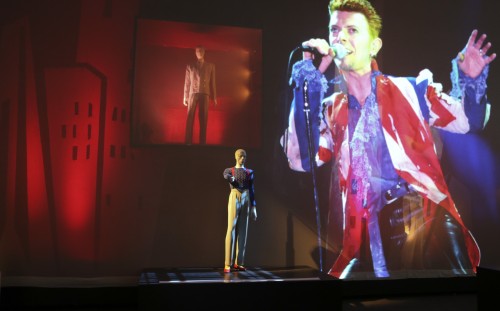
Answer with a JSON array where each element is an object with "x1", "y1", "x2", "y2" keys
[{"x1": 299, "y1": 43, "x2": 348, "y2": 60}]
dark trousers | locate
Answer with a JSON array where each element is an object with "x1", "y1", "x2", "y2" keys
[
  {"x1": 185, "y1": 93, "x2": 209, "y2": 145},
  {"x1": 344, "y1": 193, "x2": 472, "y2": 278},
  {"x1": 380, "y1": 194, "x2": 472, "y2": 274}
]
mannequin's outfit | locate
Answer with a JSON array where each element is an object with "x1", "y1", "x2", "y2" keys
[
  {"x1": 184, "y1": 60, "x2": 216, "y2": 144},
  {"x1": 223, "y1": 166, "x2": 256, "y2": 269}
]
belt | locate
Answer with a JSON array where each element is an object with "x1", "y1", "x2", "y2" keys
[{"x1": 383, "y1": 182, "x2": 414, "y2": 205}]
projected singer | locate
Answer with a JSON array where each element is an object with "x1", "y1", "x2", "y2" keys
[
  {"x1": 183, "y1": 45, "x2": 217, "y2": 145},
  {"x1": 281, "y1": 0, "x2": 496, "y2": 279}
]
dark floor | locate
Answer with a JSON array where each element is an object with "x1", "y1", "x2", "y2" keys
[
  {"x1": 0, "y1": 292, "x2": 480, "y2": 311},
  {"x1": 1, "y1": 265, "x2": 496, "y2": 310},
  {"x1": 343, "y1": 293, "x2": 477, "y2": 311},
  {"x1": 0, "y1": 295, "x2": 480, "y2": 311}
]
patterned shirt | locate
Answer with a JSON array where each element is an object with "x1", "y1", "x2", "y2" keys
[{"x1": 223, "y1": 167, "x2": 256, "y2": 206}]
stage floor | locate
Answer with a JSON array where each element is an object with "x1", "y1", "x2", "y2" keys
[
  {"x1": 1, "y1": 266, "x2": 488, "y2": 310},
  {"x1": 139, "y1": 265, "x2": 333, "y2": 284},
  {"x1": 137, "y1": 265, "x2": 484, "y2": 310},
  {"x1": 138, "y1": 265, "x2": 342, "y2": 309}
]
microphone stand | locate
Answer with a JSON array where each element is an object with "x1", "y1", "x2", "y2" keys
[{"x1": 302, "y1": 79, "x2": 323, "y2": 273}]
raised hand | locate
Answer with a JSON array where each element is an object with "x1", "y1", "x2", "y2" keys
[{"x1": 458, "y1": 29, "x2": 496, "y2": 79}]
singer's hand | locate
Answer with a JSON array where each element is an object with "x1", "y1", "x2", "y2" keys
[
  {"x1": 458, "y1": 29, "x2": 496, "y2": 79},
  {"x1": 302, "y1": 38, "x2": 331, "y2": 56},
  {"x1": 302, "y1": 38, "x2": 335, "y2": 74}
]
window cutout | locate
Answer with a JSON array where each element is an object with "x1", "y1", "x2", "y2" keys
[{"x1": 72, "y1": 146, "x2": 78, "y2": 160}]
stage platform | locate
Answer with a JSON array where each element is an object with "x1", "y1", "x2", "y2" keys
[
  {"x1": 139, "y1": 265, "x2": 334, "y2": 284},
  {"x1": 138, "y1": 265, "x2": 342, "y2": 309},
  {"x1": 0, "y1": 265, "x2": 487, "y2": 310},
  {"x1": 136, "y1": 265, "x2": 480, "y2": 310}
]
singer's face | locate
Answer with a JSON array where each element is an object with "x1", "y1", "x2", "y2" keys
[{"x1": 329, "y1": 11, "x2": 378, "y2": 74}]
